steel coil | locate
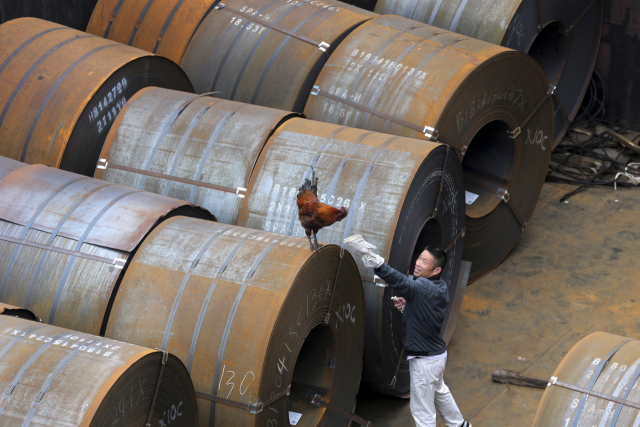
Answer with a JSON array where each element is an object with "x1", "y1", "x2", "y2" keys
[
  {"x1": 103, "y1": 217, "x2": 366, "y2": 427},
  {"x1": 533, "y1": 332, "x2": 640, "y2": 427},
  {"x1": 179, "y1": 0, "x2": 373, "y2": 112},
  {"x1": 0, "y1": 157, "x2": 212, "y2": 335},
  {"x1": 0, "y1": 315, "x2": 198, "y2": 426},
  {"x1": 373, "y1": 0, "x2": 602, "y2": 146},
  {"x1": 95, "y1": 87, "x2": 296, "y2": 224},
  {"x1": 304, "y1": 15, "x2": 553, "y2": 281},
  {"x1": 0, "y1": 18, "x2": 193, "y2": 177},
  {"x1": 86, "y1": 0, "x2": 218, "y2": 64},
  {"x1": 237, "y1": 117, "x2": 465, "y2": 396}
]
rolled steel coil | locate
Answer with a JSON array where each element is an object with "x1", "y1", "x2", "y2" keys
[
  {"x1": 237, "y1": 117, "x2": 465, "y2": 397},
  {"x1": 103, "y1": 217, "x2": 366, "y2": 427},
  {"x1": 179, "y1": 0, "x2": 374, "y2": 112},
  {"x1": 373, "y1": 0, "x2": 602, "y2": 147},
  {"x1": 95, "y1": 87, "x2": 296, "y2": 224},
  {"x1": 0, "y1": 157, "x2": 212, "y2": 335},
  {"x1": 86, "y1": 0, "x2": 218, "y2": 64},
  {"x1": 0, "y1": 315, "x2": 198, "y2": 426},
  {"x1": 533, "y1": 332, "x2": 640, "y2": 427},
  {"x1": 304, "y1": 15, "x2": 553, "y2": 282},
  {"x1": 0, "y1": 18, "x2": 193, "y2": 177},
  {"x1": 0, "y1": 302, "x2": 41, "y2": 322}
]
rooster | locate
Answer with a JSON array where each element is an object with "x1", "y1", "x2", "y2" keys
[{"x1": 297, "y1": 168, "x2": 349, "y2": 250}]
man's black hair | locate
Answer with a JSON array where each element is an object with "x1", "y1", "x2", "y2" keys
[{"x1": 424, "y1": 246, "x2": 447, "y2": 271}]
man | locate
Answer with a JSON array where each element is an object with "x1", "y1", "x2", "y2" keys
[{"x1": 345, "y1": 235, "x2": 470, "y2": 427}]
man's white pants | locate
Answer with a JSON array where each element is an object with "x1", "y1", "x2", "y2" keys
[{"x1": 409, "y1": 356, "x2": 465, "y2": 427}]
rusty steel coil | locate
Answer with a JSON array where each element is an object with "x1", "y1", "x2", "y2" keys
[
  {"x1": 0, "y1": 157, "x2": 212, "y2": 335},
  {"x1": 373, "y1": 0, "x2": 602, "y2": 147},
  {"x1": 236, "y1": 117, "x2": 465, "y2": 397},
  {"x1": 95, "y1": 87, "x2": 296, "y2": 224},
  {"x1": 0, "y1": 18, "x2": 193, "y2": 177},
  {"x1": 103, "y1": 217, "x2": 366, "y2": 427},
  {"x1": 0, "y1": 302, "x2": 41, "y2": 322},
  {"x1": 0, "y1": 315, "x2": 198, "y2": 426},
  {"x1": 533, "y1": 332, "x2": 640, "y2": 427},
  {"x1": 304, "y1": 15, "x2": 553, "y2": 282},
  {"x1": 86, "y1": 0, "x2": 218, "y2": 64},
  {"x1": 178, "y1": 0, "x2": 373, "y2": 112}
]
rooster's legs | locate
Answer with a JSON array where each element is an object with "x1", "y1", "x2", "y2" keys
[
  {"x1": 307, "y1": 234, "x2": 314, "y2": 250},
  {"x1": 313, "y1": 232, "x2": 323, "y2": 249}
]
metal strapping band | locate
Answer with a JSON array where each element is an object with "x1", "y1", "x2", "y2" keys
[
  {"x1": 153, "y1": 0, "x2": 184, "y2": 53},
  {"x1": 432, "y1": 145, "x2": 451, "y2": 218},
  {"x1": 311, "y1": 87, "x2": 455, "y2": 146},
  {"x1": 23, "y1": 339, "x2": 104, "y2": 425},
  {"x1": 215, "y1": 3, "x2": 330, "y2": 51},
  {"x1": 96, "y1": 160, "x2": 244, "y2": 196},
  {"x1": 549, "y1": 376, "x2": 640, "y2": 410},
  {"x1": 145, "y1": 351, "x2": 168, "y2": 427},
  {"x1": 571, "y1": 339, "x2": 634, "y2": 427},
  {"x1": 552, "y1": 88, "x2": 571, "y2": 125},
  {"x1": 103, "y1": 0, "x2": 127, "y2": 38},
  {"x1": 129, "y1": 0, "x2": 157, "y2": 46},
  {"x1": 304, "y1": 389, "x2": 372, "y2": 426},
  {"x1": 564, "y1": 0, "x2": 599, "y2": 35},
  {"x1": 609, "y1": 363, "x2": 640, "y2": 426},
  {"x1": 508, "y1": 85, "x2": 555, "y2": 139},
  {"x1": 0, "y1": 332, "x2": 69, "y2": 417},
  {"x1": 0, "y1": 235, "x2": 125, "y2": 267},
  {"x1": 385, "y1": 347, "x2": 405, "y2": 389},
  {"x1": 0, "y1": 325, "x2": 45, "y2": 360},
  {"x1": 445, "y1": 227, "x2": 466, "y2": 253},
  {"x1": 196, "y1": 384, "x2": 291, "y2": 414},
  {"x1": 324, "y1": 246, "x2": 344, "y2": 324}
]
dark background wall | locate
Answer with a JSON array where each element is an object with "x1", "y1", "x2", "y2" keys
[
  {"x1": 596, "y1": 0, "x2": 640, "y2": 127},
  {"x1": 0, "y1": 0, "x2": 99, "y2": 31}
]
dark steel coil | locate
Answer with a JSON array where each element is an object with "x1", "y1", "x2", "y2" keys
[
  {"x1": 86, "y1": 0, "x2": 218, "y2": 64},
  {"x1": 533, "y1": 333, "x2": 640, "y2": 426},
  {"x1": 304, "y1": 15, "x2": 553, "y2": 282},
  {"x1": 237, "y1": 117, "x2": 465, "y2": 397},
  {"x1": 0, "y1": 315, "x2": 198, "y2": 426},
  {"x1": 0, "y1": 157, "x2": 212, "y2": 335},
  {"x1": 179, "y1": 0, "x2": 373, "y2": 112},
  {"x1": 373, "y1": 0, "x2": 602, "y2": 147},
  {"x1": 95, "y1": 87, "x2": 296, "y2": 224},
  {"x1": 0, "y1": 18, "x2": 193, "y2": 177},
  {"x1": 104, "y1": 217, "x2": 366, "y2": 427}
]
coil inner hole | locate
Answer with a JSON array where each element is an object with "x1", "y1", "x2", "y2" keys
[
  {"x1": 461, "y1": 120, "x2": 515, "y2": 218},
  {"x1": 527, "y1": 21, "x2": 568, "y2": 86},
  {"x1": 289, "y1": 323, "x2": 336, "y2": 426}
]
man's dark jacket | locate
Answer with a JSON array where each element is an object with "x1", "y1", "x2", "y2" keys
[{"x1": 374, "y1": 263, "x2": 448, "y2": 356}]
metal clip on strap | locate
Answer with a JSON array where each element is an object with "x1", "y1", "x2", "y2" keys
[
  {"x1": 423, "y1": 125, "x2": 439, "y2": 141},
  {"x1": 497, "y1": 188, "x2": 509, "y2": 203},
  {"x1": 509, "y1": 84, "x2": 554, "y2": 139},
  {"x1": 97, "y1": 158, "x2": 108, "y2": 169},
  {"x1": 145, "y1": 351, "x2": 168, "y2": 426},
  {"x1": 325, "y1": 247, "x2": 344, "y2": 324},
  {"x1": 305, "y1": 390, "x2": 372, "y2": 427},
  {"x1": 236, "y1": 187, "x2": 247, "y2": 198}
]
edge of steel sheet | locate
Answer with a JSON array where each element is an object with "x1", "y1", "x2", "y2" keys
[
  {"x1": 0, "y1": 157, "x2": 213, "y2": 334},
  {"x1": 0, "y1": 315, "x2": 198, "y2": 426},
  {"x1": 95, "y1": 87, "x2": 298, "y2": 224},
  {"x1": 304, "y1": 14, "x2": 553, "y2": 282},
  {"x1": 0, "y1": 17, "x2": 193, "y2": 177},
  {"x1": 533, "y1": 332, "x2": 640, "y2": 427},
  {"x1": 373, "y1": 0, "x2": 603, "y2": 147},
  {"x1": 237, "y1": 117, "x2": 466, "y2": 397},
  {"x1": 104, "y1": 218, "x2": 366, "y2": 426}
]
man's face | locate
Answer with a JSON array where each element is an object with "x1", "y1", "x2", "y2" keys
[{"x1": 414, "y1": 250, "x2": 442, "y2": 278}]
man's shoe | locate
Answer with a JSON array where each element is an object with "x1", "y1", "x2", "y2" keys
[{"x1": 459, "y1": 422, "x2": 471, "y2": 427}]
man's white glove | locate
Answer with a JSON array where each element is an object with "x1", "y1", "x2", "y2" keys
[
  {"x1": 344, "y1": 234, "x2": 377, "y2": 257},
  {"x1": 362, "y1": 253, "x2": 385, "y2": 269}
]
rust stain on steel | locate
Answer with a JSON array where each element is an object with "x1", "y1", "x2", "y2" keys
[
  {"x1": 0, "y1": 159, "x2": 211, "y2": 334},
  {"x1": 237, "y1": 117, "x2": 465, "y2": 397},
  {"x1": 533, "y1": 332, "x2": 640, "y2": 426},
  {"x1": 96, "y1": 87, "x2": 297, "y2": 225},
  {"x1": 0, "y1": 18, "x2": 193, "y2": 177},
  {"x1": 304, "y1": 15, "x2": 553, "y2": 282},
  {"x1": 0, "y1": 315, "x2": 198, "y2": 426},
  {"x1": 374, "y1": 0, "x2": 603, "y2": 147},
  {"x1": 87, "y1": 0, "x2": 219, "y2": 64},
  {"x1": 179, "y1": 0, "x2": 373, "y2": 112},
  {"x1": 105, "y1": 217, "x2": 365, "y2": 426}
]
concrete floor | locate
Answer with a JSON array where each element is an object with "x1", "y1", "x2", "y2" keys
[{"x1": 355, "y1": 180, "x2": 640, "y2": 426}]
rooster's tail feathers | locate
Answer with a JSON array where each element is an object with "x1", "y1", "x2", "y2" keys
[{"x1": 298, "y1": 167, "x2": 318, "y2": 194}]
